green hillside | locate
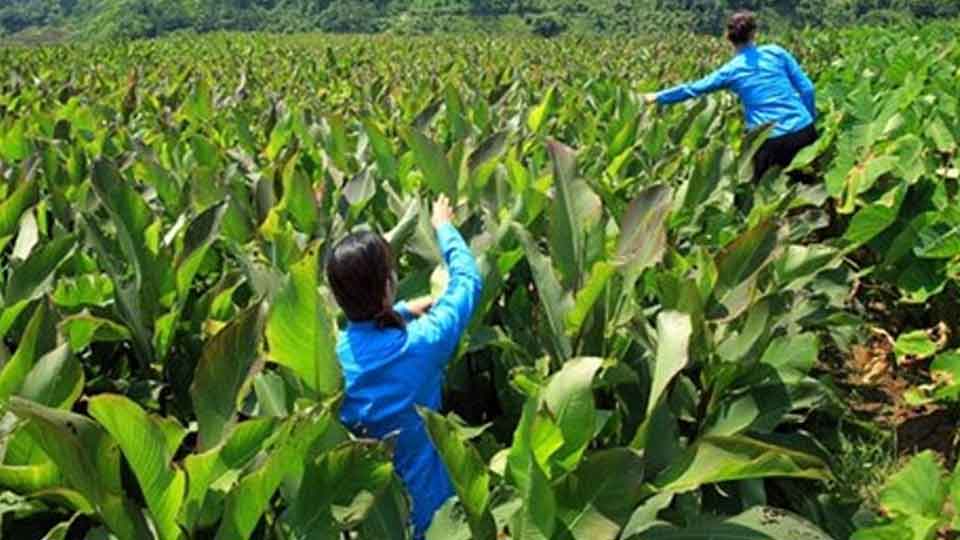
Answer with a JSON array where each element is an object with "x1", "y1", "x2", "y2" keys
[{"x1": 2, "y1": 0, "x2": 960, "y2": 41}]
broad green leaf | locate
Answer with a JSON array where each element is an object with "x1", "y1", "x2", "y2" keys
[
  {"x1": 282, "y1": 441, "x2": 394, "y2": 538},
  {"x1": 215, "y1": 407, "x2": 332, "y2": 540},
  {"x1": 18, "y1": 344, "x2": 83, "y2": 409},
  {"x1": 191, "y1": 302, "x2": 268, "y2": 450},
  {"x1": 0, "y1": 458, "x2": 62, "y2": 494},
  {"x1": 0, "y1": 170, "x2": 39, "y2": 244},
  {"x1": 506, "y1": 398, "x2": 564, "y2": 491},
  {"x1": 60, "y1": 312, "x2": 131, "y2": 351},
  {"x1": 894, "y1": 330, "x2": 938, "y2": 361},
  {"x1": 555, "y1": 449, "x2": 649, "y2": 540},
  {"x1": 915, "y1": 219, "x2": 960, "y2": 259},
  {"x1": 8, "y1": 398, "x2": 151, "y2": 540},
  {"x1": 546, "y1": 139, "x2": 601, "y2": 288},
  {"x1": 265, "y1": 248, "x2": 341, "y2": 396},
  {"x1": 510, "y1": 446, "x2": 555, "y2": 540},
  {"x1": 427, "y1": 499, "x2": 472, "y2": 540},
  {"x1": 565, "y1": 261, "x2": 615, "y2": 336},
  {"x1": 401, "y1": 127, "x2": 457, "y2": 200},
  {"x1": 421, "y1": 409, "x2": 497, "y2": 540},
  {"x1": 927, "y1": 115, "x2": 957, "y2": 154},
  {"x1": 646, "y1": 312, "x2": 692, "y2": 418},
  {"x1": 844, "y1": 185, "x2": 906, "y2": 247},
  {"x1": 851, "y1": 518, "x2": 939, "y2": 540},
  {"x1": 655, "y1": 435, "x2": 830, "y2": 493},
  {"x1": 878, "y1": 451, "x2": 947, "y2": 519},
  {"x1": 363, "y1": 119, "x2": 398, "y2": 180},
  {"x1": 620, "y1": 493, "x2": 674, "y2": 539},
  {"x1": 4, "y1": 234, "x2": 77, "y2": 306},
  {"x1": 759, "y1": 333, "x2": 819, "y2": 382},
  {"x1": 715, "y1": 220, "x2": 778, "y2": 295},
  {"x1": 616, "y1": 184, "x2": 672, "y2": 276},
  {"x1": 385, "y1": 197, "x2": 421, "y2": 254},
  {"x1": 0, "y1": 302, "x2": 57, "y2": 401},
  {"x1": 88, "y1": 395, "x2": 187, "y2": 540},
  {"x1": 528, "y1": 86, "x2": 556, "y2": 133},
  {"x1": 543, "y1": 357, "x2": 604, "y2": 471},
  {"x1": 514, "y1": 226, "x2": 572, "y2": 361},
  {"x1": 181, "y1": 417, "x2": 279, "y2": 530},
  {"x1": 176, "y1": 202, "x2": 227, "y2": 298},
  {"x1": 635, "y1": 506, "x2": 834, "y2": 540},
  {"x1": 468, "y1": 132, "x2": 507, "y2": 174}
]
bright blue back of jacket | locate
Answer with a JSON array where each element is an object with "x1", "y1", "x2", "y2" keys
[
  {"x1": 336, "y1": 223, "x2": 483, "y2": 537},
  {"x1": 657, "y1": 44, "x2": 817, "y2": 138}
]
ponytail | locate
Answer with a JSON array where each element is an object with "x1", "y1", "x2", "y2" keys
[{"x1": 374, "y1": 306, "x2": 406, "y2": 330}]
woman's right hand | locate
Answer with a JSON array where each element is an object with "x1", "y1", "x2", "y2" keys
[{"x1": 432, "y1": 194, "x2": 454, "y2": 229}]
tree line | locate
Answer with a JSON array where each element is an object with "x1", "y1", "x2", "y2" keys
[{"x1": 2, "y1": 0, "x2": 959, "y2": 41}]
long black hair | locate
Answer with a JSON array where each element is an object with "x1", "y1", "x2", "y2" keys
[{"x1": 325, "y1": 231, "x2": 405, "y2": 329}]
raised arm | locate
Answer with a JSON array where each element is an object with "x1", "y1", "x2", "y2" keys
[
  {"x1": 410, "y1": 197, "x2": 483, "y2": 370},
  {"x1": 780, "y1": 47, "x2": 816, "y2": 119},
  {"x1": 648, "y1": 64, "x2": 734, "y2": 106}
]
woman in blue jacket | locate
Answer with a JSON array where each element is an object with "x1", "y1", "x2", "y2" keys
[
  {"x1": 645, "y1": 11, "x2": 818, "y2": 182},
  {"x1": 326, "y1": 195, "x2": 482, "y2": 538}
]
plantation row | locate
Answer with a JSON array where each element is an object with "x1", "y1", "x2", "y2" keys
[{"x1": 0, "y1": 21, "x2": 959, "y2": 540}]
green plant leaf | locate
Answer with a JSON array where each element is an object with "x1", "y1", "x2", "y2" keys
[
  {"x1": 514, "y1": 225, "x2": 572, "y2": 361},
  {"x1": 615, "y1": 184, "x2": 672, "y2": 276},
  {"x1": 175, "y1": 201, "x2": 227, "y2": 298},
  {"x1": 265, "y1": 248, "x2": 342, "y2": 396},
  {"x1": 527, "y1": 86, "x2": 556, "y2": 133},
  {"x1": 894, "y1": 330, "x2": 939, "y2": 361},
  {"x1": 181, "y1": 417, "x2": 279, "y2": 531},
  {"x1": 554, "y1": 448, "x2": 649, "y2": 540},
  {"x1": 546, "y1": 139, "x2": 601, "y2": 289},
  {"x1": 18, "y1": 344, "x2": 84, "y2": 409},
  {"x1": 421, "y1": 409, "x2": 497, "y2": 540},
  {"x1": 401, "y1": 127, "x2": 457, "y2": 200},
  {"x1": 191, "y1": 302, "x2": 269, "y2": 450},
  {"x1": 4, "y1": 234, "x2": 77, "y2": 307},
  {"x1": 88, "y1": 395, "x2": 187, "y2": 540},
  {"x1": 282, "y1": 441, "x2": 394, "y2": 538},
  {"x1": 646, "y1": 311, "x2": 692, "y2": 418},
  {"x1": 655, "y1": 435, "x2": 830, "y2": 494},
  {"x1": 215, "y1": 407, "x2": 333, "y2": 540},
  {"x1": 543, "y1": 357, "x2": 604, "y2": 472},
  {"x1": 565, "y1": 261, "x2": 615, "y2": 337},
  {"x1": 635, "y1": 506, "x2": 834, "y2": 539},
  {"x1": 8, "y1": 398, "x2": 152, "y2": 540},
  {"x1": 878, "y1": 450, "x2": 947, "y2": 519},
  {"x1": 0, "y1": 302, "x2": 57, "y2": 401}
]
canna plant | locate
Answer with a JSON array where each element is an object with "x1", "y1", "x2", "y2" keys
[{"x1": 0, "y1": 20, "x2": 957, "y2": 540}]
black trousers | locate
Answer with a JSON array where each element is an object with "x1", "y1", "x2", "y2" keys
[{"x1": 752, "y1": 123, "x2": 818, "y2": 183}]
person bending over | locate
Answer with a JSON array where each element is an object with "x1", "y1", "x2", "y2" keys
[
  {"x1": 325, "y1": 195, "x2": 482, "y2": 538},
  {"x1": 645, "y1": 10, "x2": 818, "y2": 182}
]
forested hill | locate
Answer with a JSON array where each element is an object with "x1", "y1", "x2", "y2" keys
[{"x1": 3, "y1": 0, "x2": 960, "y2": 41}]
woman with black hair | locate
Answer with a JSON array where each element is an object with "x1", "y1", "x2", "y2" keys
[
  {"x1": 645, "y1": 10, "x2": 818, "y2": 182},
  {"x1": 326, "y1": 195, "x2": 483, "y2": 539}
]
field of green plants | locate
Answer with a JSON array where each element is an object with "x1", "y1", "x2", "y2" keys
[{"x1": 1, "y1": 20, "x2": 959, "y2": 540}]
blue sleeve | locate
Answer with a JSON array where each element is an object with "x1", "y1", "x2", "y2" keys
[
  {"x1": 394, "y1": 301, "x2": 414, "y2": 322},
  {"x1": 408, "y1": 223, "x2": 483, "y2": 371},
  {"x1": 781, "y1": 48, "x2": 816, "y2": 119},
  {"x1": 656, "y1": 65, "x2": 733, "y2": 105}
]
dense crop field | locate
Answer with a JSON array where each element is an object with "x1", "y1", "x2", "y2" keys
[{"x1": 1, "y1": 21, "x2": 959, "y2": 540}]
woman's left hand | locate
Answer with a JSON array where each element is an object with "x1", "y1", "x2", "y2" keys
[
  {"x1": 643, "y1": 93, "x2": 658, "y2": 105},
  {"x1": 407, "y1": 296, "x2": 435, "y2": 317}
]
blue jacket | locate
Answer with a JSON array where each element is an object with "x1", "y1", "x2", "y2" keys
[
  {"x1": 656, "y1": 44, "x2": 816, "y2": 138},
  {"x1": 336, "y1": 223, "x2": 483, "y2": 537}
]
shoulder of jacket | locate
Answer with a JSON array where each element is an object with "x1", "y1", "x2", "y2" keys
[{"x1": 760, "y1": 44, "x2": 788, "y2": 55}]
